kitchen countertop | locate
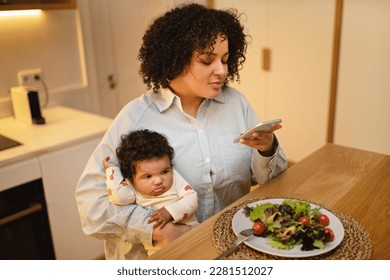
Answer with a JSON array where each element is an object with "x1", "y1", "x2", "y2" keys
[{"x1": 0, "y1": 106, "x2": 113, "y2": 168}]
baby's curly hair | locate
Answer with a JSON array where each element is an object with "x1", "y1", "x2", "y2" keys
[
  {"x1": 138, "y1": 3, "x2": 248, "y2": 92},
  {"x1": 116, "y1": 129, "x2": 174, "y2": 182}
]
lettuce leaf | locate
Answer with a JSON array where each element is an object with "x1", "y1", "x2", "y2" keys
[
  {"x1": 266, "y1": 239, "x2": 295, "y2": 250},
  {"x1": 313, "y1": 239, "x2": 325, "y2": 249},
  {"x1": 249, "y1": 202, "x2": 274, "y2": 222},
  {"x1": 283, "y1": 199, "x2": 311, "y2": 219}
]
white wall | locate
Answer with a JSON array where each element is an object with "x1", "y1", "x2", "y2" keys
[{"x1": 0, "y1": 9, "x2": 93, "y2": 118}]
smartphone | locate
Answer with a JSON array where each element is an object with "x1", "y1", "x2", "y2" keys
[{"x1": 233, "y1": 118, "x2": 282, "y2": 143}]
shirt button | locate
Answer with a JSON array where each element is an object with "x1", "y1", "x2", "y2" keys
[
  {"x1": 205, "y1": 157, "x2": 211, "y2": 163},
  {"x1": 199, "y1": 129, "x2": 204, "y2": 133}
]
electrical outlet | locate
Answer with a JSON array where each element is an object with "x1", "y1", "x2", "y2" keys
[{"x1": 17, "y1": 68, "x2": 42, "y2": 86}]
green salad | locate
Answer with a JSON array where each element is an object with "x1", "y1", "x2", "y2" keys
[{"x1": 243, "y1": 199, "x2": 335, "y2": 251}]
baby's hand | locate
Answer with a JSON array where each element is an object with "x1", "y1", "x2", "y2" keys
[
  {"x1": 102, "y1": 156, "x2": 114, "y2": 170},
  {"x1": 148, "y1": 207, "x2": 173, "y2": 229}
]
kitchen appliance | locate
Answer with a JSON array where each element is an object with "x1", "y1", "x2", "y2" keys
[
  {"x1": 10, "y1": 86, "x2": 45, "y2": 125},
  {"x1": 0, "y1": 134, "x2": 21, "y2": 151},
  {"x1": 0, "y1": 179, "x2": 56, "y2": 260}
]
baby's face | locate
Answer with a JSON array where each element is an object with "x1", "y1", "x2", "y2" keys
[{"x1": 132, "y1": 155, "x2": 173, "y2": 196}]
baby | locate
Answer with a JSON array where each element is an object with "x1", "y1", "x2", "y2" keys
[{"x1": 103, "y1": 129, "x2": 198, "y2": 255}]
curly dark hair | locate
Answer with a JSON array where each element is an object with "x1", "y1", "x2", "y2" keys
[
  {"x1": 138, "y1": 3, "x2": 248, "y2": 92},
  {"x1": 116, "y1": 129, "x2": 175, "y2": 182}
]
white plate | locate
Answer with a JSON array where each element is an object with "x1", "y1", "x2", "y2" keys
[{"x1": 232, "y1": 198, "x2": 345, "y2": 258}]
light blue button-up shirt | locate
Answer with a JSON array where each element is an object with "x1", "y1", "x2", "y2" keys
[{"x1": 76, "y1": 86, "x2": 287, "y2": 259}]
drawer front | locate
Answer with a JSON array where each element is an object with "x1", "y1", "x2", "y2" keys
[{"x1": 0, "y1": 157, "x2": 41, "y2": 191}]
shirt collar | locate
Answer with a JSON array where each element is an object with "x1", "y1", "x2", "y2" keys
[
  {"x1": 149, "y1": 87, "x2": 227, "y2": 113},
  {"x1": 148, "y1": 88, "x2": 176, "y2": 112}
]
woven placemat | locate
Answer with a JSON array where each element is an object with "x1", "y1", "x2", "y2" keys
[{"x1": 212, "y1": 197, "x2": 373, "y2": 260}]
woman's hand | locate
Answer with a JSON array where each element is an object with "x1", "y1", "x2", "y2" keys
[
  {"x1": 152, "y1": 222, "x2": 191, "y2": 246},
  {"x1": 239, "y1": 124, "x2": 282, "y2": 153}
]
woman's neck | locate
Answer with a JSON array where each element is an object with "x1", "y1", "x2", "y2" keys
[
  {"x1": 179, "y1": 96, "x2": 203, "y2": 118},
  {"x1": 168, "y1": 85, "x2": 203, "y2": 118}
]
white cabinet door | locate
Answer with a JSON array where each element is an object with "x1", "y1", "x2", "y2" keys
[
  {"x1": 334, "y1": 0, "x2": 390, "y2": 155},
  {"x1": 39, "y1": 138, "x2": 104, "y2": 260},
  {"x1": 215, "y1": 0, "x2": 335, "y2": 162},
  {"x1": 0, "y1": 157, "x2": 41, "y2": 192}
]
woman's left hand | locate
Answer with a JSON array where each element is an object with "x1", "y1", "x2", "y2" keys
[{"x1": 239, "y1": 124, "x2": 282, "y2": 152}]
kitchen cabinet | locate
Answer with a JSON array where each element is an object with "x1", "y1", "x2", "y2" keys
[
  {"x1": 0, "y1": 106, "x2": 112, "y2": 259},
  {"x1": 0, "y1": 0, "x2": 76, "y2": 11},
  {"x1": 0, "y1": 157, "x2": 41, "y2": 192},
  {"x1": 39, "y1": 138, "x2": 103, "y2": 260},
  {"x1": 78, "y1": 0, "x2": 207, "y2": 118}
]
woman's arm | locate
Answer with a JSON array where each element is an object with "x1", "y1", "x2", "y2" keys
[
  {"x1": 76, "y1": 150, "x2": 154, "y2": 245},
  {"x1": 152, "y1": 223, "x2": 191, "y2": 246},
  {"x1": 239, "y1": 105, "x2": 288, "y2": 184},
  {"x1": 250, "y1": 135, "x2": 288, "y2": 184}
]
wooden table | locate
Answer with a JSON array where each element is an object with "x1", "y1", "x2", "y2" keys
[{"x1": 149, "y1": 144, "x2": 390, "y2": 260}]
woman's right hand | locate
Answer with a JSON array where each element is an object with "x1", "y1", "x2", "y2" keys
[{"x1": 152, "y1": 222, "x2": 191, "y2": 246}]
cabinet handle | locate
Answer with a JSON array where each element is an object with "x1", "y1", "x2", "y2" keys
[
  {"x1": 0, "y1": 203, "x2": 42, "y2": 226},
  {"x1": 263, "y1": 48, "x2": 271, "y2": 71},
  {"x1": 108, "y1": 74, "x2": 117, "y2": 89}
]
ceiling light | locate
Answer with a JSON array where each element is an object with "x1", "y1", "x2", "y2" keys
[{"x1": 0, "y1": 9, "x2": 42, "y2": 17}]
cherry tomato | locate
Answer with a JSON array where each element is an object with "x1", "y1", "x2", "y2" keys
[
  {"x1": 324, "y1": 228, "x2": 334, "y2": 242},
  {"x1": 318, "y1": 214, "x2": 330, "y2": 226},
  {"x1": 298, "y1": 216, "x2": 310, "y2": 225},
  {"x1": 252, "y1": 222, "x2": 265, "y2": 236}
]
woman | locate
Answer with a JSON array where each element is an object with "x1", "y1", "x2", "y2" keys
[{"x1": 76, "y1": 3, "x2": 287, "y2": 259}]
